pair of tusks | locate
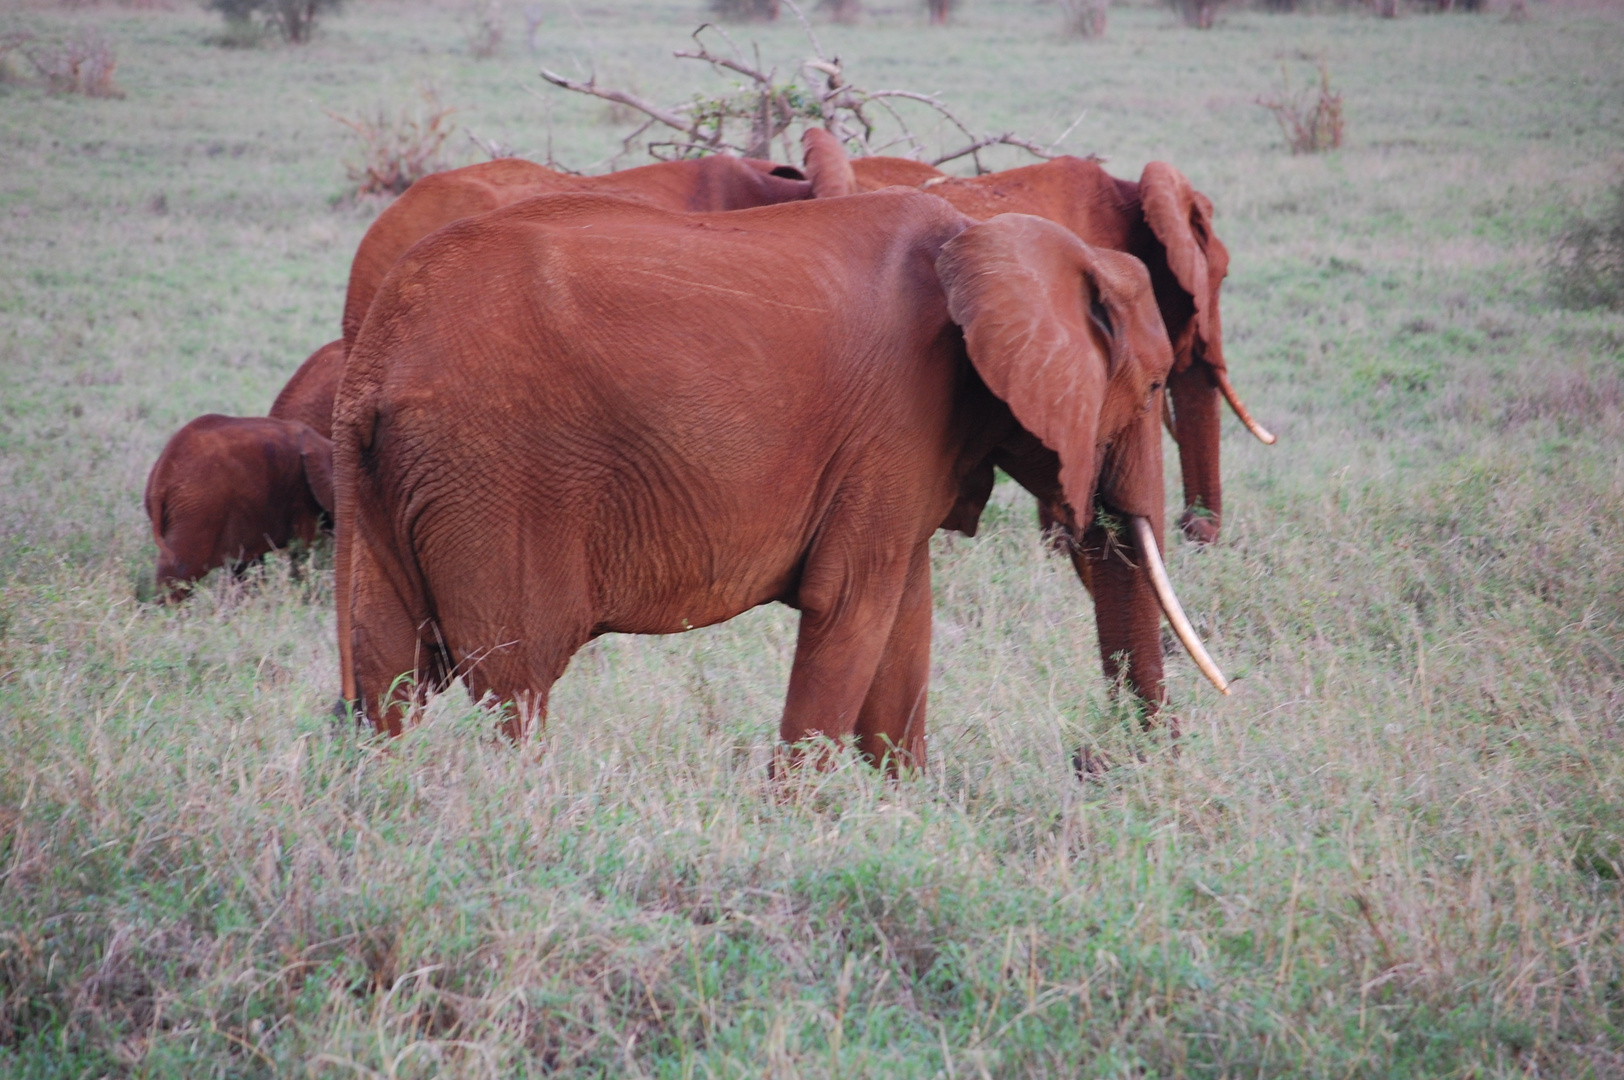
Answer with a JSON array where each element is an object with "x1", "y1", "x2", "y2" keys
[
  {"x1": 1130, "y1": 515, "x2": 1231, "y2": 695},
  {"x1": 1159, "y1": 370, "x2": 1278, "y2": 447}
]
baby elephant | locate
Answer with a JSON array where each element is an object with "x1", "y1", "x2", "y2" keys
[{"x1": 144, "y1": 414, "x2": 334, "y2": 601}]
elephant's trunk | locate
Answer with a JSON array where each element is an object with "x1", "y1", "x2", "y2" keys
[{"x1": 1129, "y1": 515, "x2": 1229, "y2": 695}]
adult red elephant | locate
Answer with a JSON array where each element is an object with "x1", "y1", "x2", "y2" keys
[
  {"x1": 339, "y1": 155, "x2": 815, "y2": 354},
  {"x1": 333, "y1": 190, "x2": 1229, "y2": 769},
  {"x1": 836, "y1": 144, "x2": 1274, "y2": 545}
]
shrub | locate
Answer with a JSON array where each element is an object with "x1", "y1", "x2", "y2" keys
[
  {"x1": 21, "y1": 28, "x2": 122, "y2": 97},
  {"x1": 462, "y1": 0, "x2": 503, "y2": 58},
  {"x1": 522, "y1": 3, "x2": 544, "y2": 51},
  {"x1": 1172, "y1": 0, "x2": 1218, "y2": 27},
  {"x1": 708, "y1": 0, "x2": 779, "y2": 22},
  {"x1": 328, "y1": 86, "x2": 457, "y2": 198},
  {"x1": 205, "y1": 0, "x2": 343, "y2": 44},
  {"x1": 0, "y1": 30, "x2": 34, "y2": 83},
  {"x1": 816, "y1": 0, "x2": 862, "y2": 24},
  {"x1": 1549, "y1": 178, "x2": 1624, "y2": 311},
  {"x1": 1256, "y1": 60, "x2": 1344, "y2": 154},
  {"x1": 1060, "y1": 0, "x2": 1108, "y2": 36}
]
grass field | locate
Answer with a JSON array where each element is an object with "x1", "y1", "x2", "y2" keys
[{"x1": 3, "y1": 0, "x2": 1624, "y2": 1075}]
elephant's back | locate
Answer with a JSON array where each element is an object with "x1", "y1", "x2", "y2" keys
[
  {"x1": 850, "y1": 156, "x2": 946, "y2": 192},
  {"x1": 924, "y1": 156, "x2": 1138, "y2": 251},
  {"x1": 351, "y1": 188, "x2": 967, "y2": 399},
  {"x1": 342, "y1": 159, "x2": 572, "y2": 348},
  {"x1": 148, "y1": 416, "x2": 311, "y2": 533}
]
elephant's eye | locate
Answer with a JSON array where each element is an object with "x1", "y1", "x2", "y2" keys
[{"x1": 1150, "y1": 381, "x2": 1163, "y2": 392}]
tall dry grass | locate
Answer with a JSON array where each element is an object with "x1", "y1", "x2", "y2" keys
[{"x1": 2, "y1": 1, "x2": 1623, "y2": 1075}]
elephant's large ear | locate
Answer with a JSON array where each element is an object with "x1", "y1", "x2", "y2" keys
[
  {"x1": 801, "y1": 128, "x2": 858, "y2": 199},
  {"x1": 1140, "y1": 161, "x2": 1226, "y2": 350},
  {"x1": 936, "y1": 213, "x2": 1159, "y2": 516},
  {"x1": 299, "y1": 426, "x2": 335, "y2": 514}
]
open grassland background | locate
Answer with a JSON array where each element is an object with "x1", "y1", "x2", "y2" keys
[{"x1": 3, "y1": 0, "x2": 1624, "y2": 1075}]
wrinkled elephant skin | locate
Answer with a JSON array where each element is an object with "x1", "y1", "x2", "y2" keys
[{"x1": 335, "y1": 191, "x2": 1194, "y2": 769}]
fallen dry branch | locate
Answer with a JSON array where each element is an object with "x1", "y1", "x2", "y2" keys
[{"x1": 540, "y1": 10, "x2": 1093, "y2": 173}]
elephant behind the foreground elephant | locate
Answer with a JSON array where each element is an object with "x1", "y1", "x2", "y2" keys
[
  {"x1": 269, "y1": 338, "x2": 346, "y2": 439},
  {"x1": 145, "y1": 415, "x2": 333, "y2": 602},
  {"x1": 340, "y1": 155, "x2": 816, "y2": 354},
  {"x1": 334, "y1": 189, "x2": 1228, "y2": 768},
  {"x1": 844, "y1": 145, "x2": 1274, "y2": 545}
]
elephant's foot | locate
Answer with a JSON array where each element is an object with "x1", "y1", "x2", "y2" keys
[
  {"x1": 1178, "y1": 509, "x2": 1220, "y2": 546},
  {"x1": 1072, "y1": 744, "x2": 1113, "y2": 779},
  {"x1": 1071, "y1": 713, "x2": 1181, "y2": 780}
]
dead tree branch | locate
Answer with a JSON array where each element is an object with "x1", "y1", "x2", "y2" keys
[
  {"x1": 538, "y1": 68, "x2": 696, "y2": 134},
  {"x1": 538, "y1": 20, "x2": 1095, "y2": 173}
]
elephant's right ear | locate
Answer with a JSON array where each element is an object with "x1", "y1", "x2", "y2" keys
[
  {"x1": 299, "y1": 427, "x2": 335, "y2": 514},
  {"x1": 936, "y1": 214, "x2": 1156, "y2": 516},
  {"x1": 1140, "y1": 161, "x2": 1224, "y2": 347},
  {"x1": 801, "y1": 128, "x2": 858, "y2": 199}
]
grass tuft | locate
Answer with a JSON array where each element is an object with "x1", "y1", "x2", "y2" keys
[
  {"x1": 1257, "y1": 58, "x2": 1344, "y2": 154},
  {"x1": 1550, "y1": 175, "x2": 1624, "y2": 311}
]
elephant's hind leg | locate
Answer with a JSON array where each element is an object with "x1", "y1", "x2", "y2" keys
[
  {"x1": 348, "y1": 530, "x2": 442, "y2": 735},
  {"x1": 456, "y1": 629, "x2": 588, "y2": 744},
  {"x1": 435, "y1": 560, "x2": 595, "y2": 744},
  {"x1": 852, "y1": 538, "x2": 933, "y2": 775}
]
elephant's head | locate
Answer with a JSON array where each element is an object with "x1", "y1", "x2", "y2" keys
[
  {"x1": 937, "y1": 213, "x2": 1229, "y2": 707},
  {"x1": 1140, "y1": 161, "x2": 1274, "y2": 544}
]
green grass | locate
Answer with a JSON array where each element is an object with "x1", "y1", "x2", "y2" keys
[{"x1": 3, "y1": 0, "x2": 1624, "y2": 1075}]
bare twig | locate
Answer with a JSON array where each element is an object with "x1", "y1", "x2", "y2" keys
[
  {"x1": 467, "y1": 130, "x2": 517, "y2": 159},
  {"x1": 1046, "y1": 108, "x2": 1088, "y2": 154},
  {"x1": 539, "y1": 67, "x2": 695, "y2": 133},
  {"x1": 675, "y1": 42, "x2": 771, "y2": 85},
  {"x1": 779, "y1": 0, "x2": 826, "y2": 63}
]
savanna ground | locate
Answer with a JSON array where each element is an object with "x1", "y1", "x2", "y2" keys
[{"x1": 2, "y1": 0, "x2": 1624, "y2": 1074}]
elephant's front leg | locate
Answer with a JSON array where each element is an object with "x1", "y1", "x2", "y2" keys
[
  {"x1": 1168, "y1": 362, "x2": 1222, "y2": 545},
  {"x1": 778, "y1": 532, "x2": 917, "y2": 769},
  {"x1": 852, "y1": 538, "x2": 933, "y2": 775}
]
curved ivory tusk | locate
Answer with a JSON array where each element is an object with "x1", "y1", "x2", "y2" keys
[
  {"x1": 1129, "y1": 516, "x2": 1230, "y2": 695},
  {"x1": 1212, "y1": 368, "x2": 1277, "y2": 445},
  {"x1": 1161, "y1": 388, "x2": 1176, "y2": 440}
]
